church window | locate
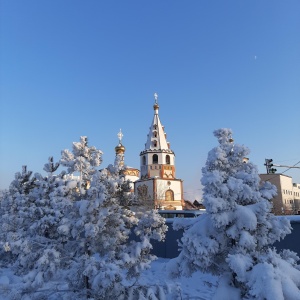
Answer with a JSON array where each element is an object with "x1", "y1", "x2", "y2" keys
[
  {"x1": 166, "y1": 155, "x2": 170, "y2": 164},
  {"x1": 143, "y1": 156, "x2": 146, "y2": 165},
  {"x1": 153, "y1": 140, "x2": 157, "y2": 147},
  {"x1": 165, "y1": 189, "x2": 174, "y2": 201},
  {"x1": 153, "y1": 154, "x2": 158, "y2": 164},
  {"x1": 153, "y1": 131, "x2": 157, "y2": 138}
]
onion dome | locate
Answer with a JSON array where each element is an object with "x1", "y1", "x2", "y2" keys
[
  {"x1": 115, "y1": 129, "x2": 125, "y2": 154},
  {"x1": 115, "y1": 143, "x2": 125, "y2": 154}
]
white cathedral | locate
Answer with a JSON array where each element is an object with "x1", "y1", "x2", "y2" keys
[{"x1": 115, "y1": 94, "x2": 185, "y2": 210}]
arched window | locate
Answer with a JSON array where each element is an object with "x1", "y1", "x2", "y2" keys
[
  {"x1": 166, "y1": 155, "x2": 170, "y2": 165},
  {"x1": 153, "y1": 131, "x2": 157, "y2": 138},
  {"x1": 153, "y1": 154, "x2": 158, "y2": 164},
  {"x1": 142, "y1": 156, "x2": 146, "y2": 165},
  {"x1": 165, "y1": 189, "x2": 174, "y2": 201},
  {"x1": 153, "y1": 140, "x2": 157, "y2": 147}
]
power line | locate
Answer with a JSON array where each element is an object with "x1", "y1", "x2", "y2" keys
[
  {"x1": 263, "y1": 160, "x2": 300, "y2": 182},
  {"x1": 274, "y1": 161, "x2": 300, "y2": 172}
]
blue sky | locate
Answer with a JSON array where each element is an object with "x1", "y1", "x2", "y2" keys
[{"x1": 1, "y1": 1, "x2": 300, "y2": 199}]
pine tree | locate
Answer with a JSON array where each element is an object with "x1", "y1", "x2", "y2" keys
[
  {"x1": 43, "y1": 156, "x2": 60, "y2": 176},
  {"x1": 9, "y1": 165, "x2": 36, "y2": 196},
  {"x1": 60, "y1": 136, "x2": 102, "y2": 191},
  {"x1": 168, "y1": 128, "x2": 300, "y2": 300},
  {"x1": 0, "y1": 162, "x2": 75, "y2": 294},
  {"x1": 66, "y1": 159, "x2": 167, "y2": 299},
  {"x1": 0, "y1": 190, "x2": 20, "y2": 265},
  {"x1": 0, "y1": 166, "x2": 37, "y2": 267},
  {"x1": 1, "y1": 137, "x2": 167, "y2": 299}
]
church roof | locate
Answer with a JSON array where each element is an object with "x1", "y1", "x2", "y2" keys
[{"x1": 144, "y1": 94, "x2": 172, "y2": 152}]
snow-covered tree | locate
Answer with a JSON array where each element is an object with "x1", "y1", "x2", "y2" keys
[
  {"x1": 0, "y1": 190, "x2": 19, "y2": 265},
  {"x1": 1, "y1": 136, "x2": 168, "y2": 299},
  {"x1": 106, "y1": 152, "x2": 136, "y2": 207},
  {"x1": 60, "y1": 136, "x2": 102, "y2": 190},
  {"x1": 43, "y1": 156, "x2": 60, "y2": 176},
  {"x1": 0, "y1": 166, "x2": 37, "y2": 266},
  {"x1": 168, "y1": 128, "x2": 300, "y2": 300},
  {"x1": 9, "y1": 165, "x2": 36, "y2": 196},
  {"x1": 0, "y1": 161, "x2": 77, "y2": 296},
  {"x1": 65, "y1": 159, "x2": 167, "y2": 299}
]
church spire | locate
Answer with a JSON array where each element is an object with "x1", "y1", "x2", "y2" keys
[{"x1": 144, "y1": 93, "x2": 170, "y2": 151}]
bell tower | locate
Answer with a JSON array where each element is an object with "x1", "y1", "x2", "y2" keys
[{"x1": 134, "y1": 94, "x2": 184, "y2": 210}]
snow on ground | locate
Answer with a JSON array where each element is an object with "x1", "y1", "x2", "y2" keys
[
  {"x1": 0, "y1": 258, "x2": 218, "y2": 300},
  {"x1": 138, "y1": 258, "x2": 218, "y2": 299}
]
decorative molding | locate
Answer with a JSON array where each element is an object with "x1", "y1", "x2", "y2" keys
[
  {"x1": 140, "y1": 149, "x2": 174, "y2": 155},
  {"x1": 123, "y1": 168, "x2": 140, "y2": 177}
]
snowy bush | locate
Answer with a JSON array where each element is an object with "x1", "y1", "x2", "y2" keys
[{"x1": 168, "y1": 128, "x2": 300, "y2": 300}]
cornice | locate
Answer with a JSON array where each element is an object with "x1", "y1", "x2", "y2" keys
[{"x1": 140, "y1": 149, "x2": 175, "y2": 155}]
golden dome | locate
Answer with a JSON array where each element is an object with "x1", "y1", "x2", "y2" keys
[{"x1": 115, "y1": 143, "x2": 125, "y2": 154}]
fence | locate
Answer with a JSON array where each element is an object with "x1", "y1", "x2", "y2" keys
[{"x1": 150, "y1": 216, "x2": 300, "y2": 259}]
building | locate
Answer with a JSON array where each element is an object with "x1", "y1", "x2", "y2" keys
[
  {"x1": 260, "y1": 173, "x2": 300, "y2": 215},
  {"x1": 113, "y1": 96, "x2": 300, "y2": 213},
  {"x1": 134, "y1": 94, "x2": 184, "y2": 210}
]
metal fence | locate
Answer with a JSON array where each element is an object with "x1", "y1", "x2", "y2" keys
[{"x1": 151, "y1": 218, "x2": 300, "y2": 259}]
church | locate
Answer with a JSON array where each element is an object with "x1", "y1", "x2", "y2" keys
[{"x1": 115, "y1": 94, "x2": 185, "y2": 210}]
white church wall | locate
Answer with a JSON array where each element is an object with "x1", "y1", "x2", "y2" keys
[{"x1": 156, "y1": 179, "x2": 182, "y2": 201}]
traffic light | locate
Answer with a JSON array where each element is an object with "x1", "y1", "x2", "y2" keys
[{"x1": 264, "y1": 159, "x2": 277, "y2": 174}]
